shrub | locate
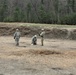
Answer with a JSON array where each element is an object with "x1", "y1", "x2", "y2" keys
[{"x1": 60, "y1": 13, "x2": 76, "y2": 25}]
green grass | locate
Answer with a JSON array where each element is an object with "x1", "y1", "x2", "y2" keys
[{"x1": 0, "y1": 22, "x2": 76, "y2": 29}]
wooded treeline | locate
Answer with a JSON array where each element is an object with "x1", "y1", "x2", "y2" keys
[{"x1": 0, "y1": 0, "x2": 76, "y2": 25}]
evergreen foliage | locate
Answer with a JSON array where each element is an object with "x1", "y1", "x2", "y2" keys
[{"x1": 0, "y1": 0, "x2": 76, "y2": 25}]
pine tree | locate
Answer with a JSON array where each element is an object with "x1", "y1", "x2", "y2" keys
[
  {"x1": 71, "y1": 0, "x2": 75, "y2": 12},
  {"x1": 13, "y1": 7, "x2": 21, "y2": 22},
  {"x1": 53, "y1": 0, "x2": 60, "y2": 23},
  {"x1": 26, "y1": 3, "x2": 32, "y2": 22},
  {"x1": 0, "y1": 0, "x2": 8, "y2": 21},
  {"x1": 41, "y1": 0, "x2": 44, "y2": 4}
]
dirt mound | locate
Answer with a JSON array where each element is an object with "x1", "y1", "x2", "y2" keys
[
  {"x1": 69, "y1": 29, "x2": 76, "y2": 40},
  {"x1": 30, "y1": 50, "x2": 62, "y2": 55},
  {"x1": 0, "y1": 25, "x2": 76, "y2": 40},
  {"x1": 0, "y1": 26, "x2": 40, "y2": 36},
  {"x1": 0, "y1": 26, "x2": 67, "y2": 36},
  {"x1": 45, "y1": 28, "x2": 68, "y2": 39}
]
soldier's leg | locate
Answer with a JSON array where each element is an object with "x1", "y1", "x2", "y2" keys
[
  {"x1": 15, "y1": 38, "x2": 17, "y2": 46},
  {"x1": 32, "y1": 40, "x2": 34, "y2": 45},
  {"x1": 17, "y1": 38, "x2": 19, "y2": 46},
  {"x1": 15, "y1": 38, "x2": 19, "y2": 46},
  {"x1": 34, "y1": 42, "x2": 36, "y2": 45},
  {"x1": 41, "y1": 37, "x2": 44, "y2": 46},
  {"x1": 33, "y1": 40, "x2": 35, "y2": 45},
  {"x1": 32, "y1": 40, "x2": 36, "y2": 45},
  {"x1": 35, "y1": 40, "x2": 37, "y2": 45}
]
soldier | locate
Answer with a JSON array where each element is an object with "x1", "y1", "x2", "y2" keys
[
  {"x1": 14, "y1": 29, "x2": 21, "y2": 46},
  {"x1": 40, "y1": 29, "x2": 45, "y2": 46},
  {"x1": 31, "y1": 35, "x2": 37, "y2": 45}
]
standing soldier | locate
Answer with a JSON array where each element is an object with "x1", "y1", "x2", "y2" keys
[
  {"x1": 31, "y1": 35, "x2": 37, "y2": 45},
  {"x1": 14, "y1": 29, "x2": 21, "y2": 46},
  {"x1": 40, "y1": 29, "x2": 45, "y2": 46}
]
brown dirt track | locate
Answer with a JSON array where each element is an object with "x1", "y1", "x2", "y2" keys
[
  {"x1": 0, "y1": 23, "x2": 76, "y2": 75},
  {"x1": 0, "y1": 36, "x2": 76, "y2": 75}
]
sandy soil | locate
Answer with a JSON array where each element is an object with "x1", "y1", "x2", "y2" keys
[{"x1": 0, "y1": 36, "x2": 76, "y2": 75}]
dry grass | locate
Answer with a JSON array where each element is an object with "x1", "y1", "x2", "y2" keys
[{"x1": 0, "y1": 22, "x2": 76, "y2": 29}]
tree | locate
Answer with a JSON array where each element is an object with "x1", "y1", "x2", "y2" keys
[
  {"x1": 53, "y1": 0, "x2": 60, "y2": 23},
  {"x1": 13, "y1": 7, "x2": 21, "y2": 22},
  {"x1": 0, "y1": 0, "x2": 76, "y2": 24},
  {"x1": 26, "y1": 3, "x2": 32, "y2": 22},
  {"x1": 60, "y1": 13, "x2": 76, "y2": 25},
  {"x1": 41, "y1": 0, "x2": 44, "y2": 4},
  {"x1": 0, "y1": 0, "x2": 8, "y2": 21},
  {"x1": 67, "y1": 0, "x2": 75, "y2": 13},
  {"x1": 71, "y1": 0, "x2": 75, "y2": 12},
  {"x1": 39, "y1": 5, "x2": 52, "y2": 23}
]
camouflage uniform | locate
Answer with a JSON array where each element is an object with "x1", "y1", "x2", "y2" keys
[
  {"x1": 32, "y1": 35, "x2": 37, "y2": 45},
  {"x1": 40, "y1": 29, "x2": 45, "y2": 46},
  {"x1": 14, "y1": 29, "x2": 21, "y2": 46}
]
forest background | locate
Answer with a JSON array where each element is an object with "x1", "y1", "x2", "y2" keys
[{"x1": 0, "y1": 0, "x2": 76, "y2": 25}]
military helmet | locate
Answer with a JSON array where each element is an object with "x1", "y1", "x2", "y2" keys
[
  {"x1": 34, "y1": 35, "x2": 37, "y2": 37},
  {"x1": 41, "y1": 29, "x2": 44, "y2": 31},
  {"x1": 16, "y1": 29, "x2": 19, "y2": 31}
]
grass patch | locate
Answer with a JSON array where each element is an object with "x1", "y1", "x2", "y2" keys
[{"x1": 0, "y1": 22, "x2": 76, "y2": 29}]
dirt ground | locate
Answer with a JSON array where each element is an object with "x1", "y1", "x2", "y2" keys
[{"x1": 0, "y1": 36, "x2": 76, "y2": 75}]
